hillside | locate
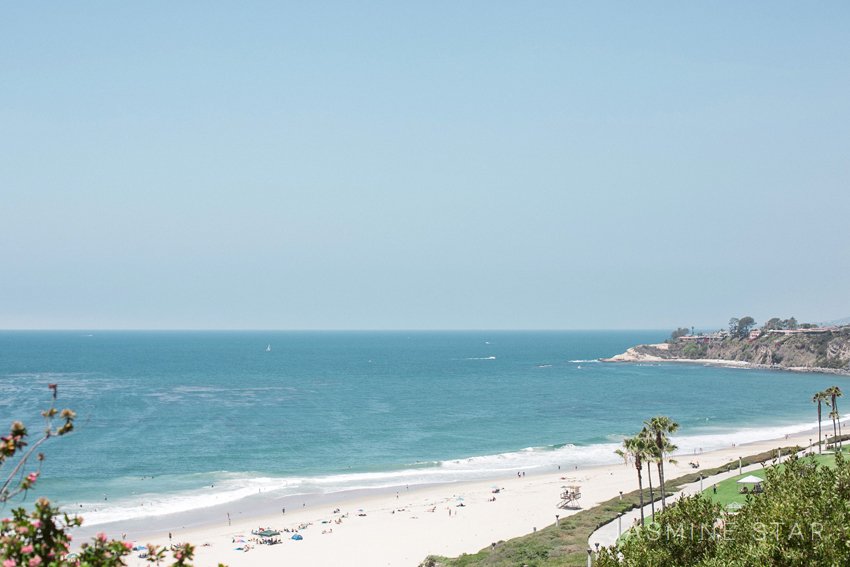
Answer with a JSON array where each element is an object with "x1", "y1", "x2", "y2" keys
[{"x1": 605, "y1": 327, "x2": 850, "y2": 374}]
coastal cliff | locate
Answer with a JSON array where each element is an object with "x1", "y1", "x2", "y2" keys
[{"x1": 604, "y1": 327, "x2": 850, "y2": 374}]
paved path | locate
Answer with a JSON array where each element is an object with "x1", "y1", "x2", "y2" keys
[{"x1": 587, "y1": 450, "x2": 805, "y2": 550}]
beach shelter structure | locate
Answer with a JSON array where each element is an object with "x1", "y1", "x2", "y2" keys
[{"x1": 736, "y1": 475, "x2": 764, "y2": 493}]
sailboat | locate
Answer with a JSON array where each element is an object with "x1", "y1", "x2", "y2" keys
[{"x1": 266, "y1": 344, "x2": 272, "y2": 352}]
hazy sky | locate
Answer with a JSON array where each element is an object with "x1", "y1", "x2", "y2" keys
[{"x1": 2, "y1": 3, "x2": 848, "y2": 330}]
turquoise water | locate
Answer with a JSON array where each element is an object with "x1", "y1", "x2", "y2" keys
[{"x1": 0, "y1": 330, "x2": 838, "y2": 526}]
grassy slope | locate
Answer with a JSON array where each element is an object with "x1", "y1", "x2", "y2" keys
[
  {"x1": 421, "y1": 447, "x2": 799, "y2": 567},
  {"x1": 703, "y1": 448, "x2": 847, "y2": 509}
]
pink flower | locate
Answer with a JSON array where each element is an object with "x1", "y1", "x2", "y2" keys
[
  {"x1": 123, "y1": 541, "x2": 133, "y2": 550},
  {"x1": 20, "y1": 545, "x2": 33, "y2": 554},
  {"x1": 96, "y1": 532, "x2": 107, "y2": 543},
  {"x1": 28, "y1": 558, "x2": 41, "y2": 567},
  {"x1": 4, "y1": 559, "x2": 16, "y2": 567},
  {"x1": 26, "y1": 473, "x2": 38, "y2": 483},
  {"x1": 31, "y1": 520, "x2": 41, "y2": 529}
]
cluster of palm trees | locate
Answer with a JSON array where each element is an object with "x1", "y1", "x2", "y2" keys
[
  {"x1": 616, "y1": 415, "x2": 679, "y2": 526},
  {"x1": 813, "y1": 386, "x2": 843, "y2": 453}
]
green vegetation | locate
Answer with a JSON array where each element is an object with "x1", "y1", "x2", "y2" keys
[
  {"x1": 762, "y1": 316, "x2": 798, "y2": 331},
  {"x1": 682, "y1": 342, "x2": 707, "y2": 359},
  {"x1": 703, "y1": 470, "x2": 765, "y2": 509},
  {"x1": 644, "y1": 417, "x2": 678, "y2": 512},
  {"x1": 592, "y1": 390, "x2": 847, "y2": 565},
  {"x1": 825, "y1": 386, "x2": 843, "y2": 450},
  {"x1": 615, "y1": 434, "x2": 651, "y2": 525},
  {"x1": 422, "y1": 447, "x2": 795, "y2": 567},
  {"x1": 669, "y1": 327, "x2": 691, "y2": 341},
  {"x1": 704, "y1": 449, "x2": 849, "y2": 509},
  {"x1": 653, "y1": 317, "x2": 850, "y2": 372},
  {"x1": 596, "y1": 451, "x2": 850, "y2": 566},
  {"x1": 812, "y1": 390, "x2": 829, "y2": 453},
  {"x1": 728, "y1": 316, "x2": 756, "y2": 339}
]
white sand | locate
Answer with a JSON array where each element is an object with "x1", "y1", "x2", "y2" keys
[{"x1": 112, "y1": 429, "x2": 817, "y2": 567}]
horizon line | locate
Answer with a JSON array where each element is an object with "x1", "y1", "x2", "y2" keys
[{"x1": 0, "y1": 327, "x2": 704, "y2": 332}]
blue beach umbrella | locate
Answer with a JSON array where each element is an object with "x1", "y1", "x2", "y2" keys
[{"x1": 291, "y1": 533, "x2": 303, "y2": 541}]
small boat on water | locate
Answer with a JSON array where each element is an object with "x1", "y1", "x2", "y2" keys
[{"x1": 266, "y1": 344, "x2": 272, "y2": 352}]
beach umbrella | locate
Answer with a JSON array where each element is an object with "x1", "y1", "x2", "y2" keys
[{"x1": 291, "y1": 534, "x2": 303, "y2": 541}]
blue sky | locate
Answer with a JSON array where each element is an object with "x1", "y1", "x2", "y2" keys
[{"x1": 2, "y1": 2, "x2": 848, "y2": 330}]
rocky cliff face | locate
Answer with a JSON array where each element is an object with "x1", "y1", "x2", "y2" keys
[{"x1": 610, "y1": 328, "x2": 850, "y2": 372}]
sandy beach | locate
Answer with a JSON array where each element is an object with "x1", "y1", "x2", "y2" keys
[{"x1": 95, "y1": 428, "x2": 821, "y2": 567}]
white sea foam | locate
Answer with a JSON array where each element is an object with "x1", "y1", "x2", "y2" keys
[
  {"x1": 671, "y1": 420, "x2": 819, "y2": 455},
  {"x1": 568, "y1": 359, "x2": 599, "y2": 363},
  {"x1": 74, "y1": 419, "x2": 822, "y2": 526}
]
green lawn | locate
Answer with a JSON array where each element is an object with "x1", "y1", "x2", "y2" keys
[
  {"x1": 703, "y1": 469, "x2": 765, "y2": 509},
  {"x1": 701, "y1": 448, "x2": 849, "y2": 510}
]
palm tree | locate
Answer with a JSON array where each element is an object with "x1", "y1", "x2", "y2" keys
[
  {"x1": 645, "y1": 415, "x2": 679, "y2": 511},
  {"x1": 640, "y1": 427, "x2": 678, "y2": 521},
  {"x1": 635, "y1": 429, "x2": 656, "y2": 519},
  {"x1": 825, "y1": 386, "x2": 843, "y2": 451},
  {"x1": 616, "y1": 435, "x2": 646, "y2": 526},
  {"x1": 645, "y1": 456, "x2": 656, "y2": 520},
  {"x1": 813, "y1": 390, "x2": 829, "y2": 454}
]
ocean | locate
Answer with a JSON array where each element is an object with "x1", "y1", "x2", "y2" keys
[{"x1": 0, "y1": 330, "x2": 836, "y2": 529}]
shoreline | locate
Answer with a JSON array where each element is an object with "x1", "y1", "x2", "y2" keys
[
  {"x1": 67, "y1": 417, "x2": 824, "y2": 535},
  {"x1": 601, "y1": 344, "x2": 850, "y2": 376},
  {"x1": 71, "y1": 426, "x2": 827, "y2": 567}
]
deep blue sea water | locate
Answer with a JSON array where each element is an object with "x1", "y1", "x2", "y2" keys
[{"x1": 0, "y1": 331, "x2": 838, "y2": 526}]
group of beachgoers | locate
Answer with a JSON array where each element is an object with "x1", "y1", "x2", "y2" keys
[{"x1": 233, "y1": 512, "x2": 353, "y2": 551}]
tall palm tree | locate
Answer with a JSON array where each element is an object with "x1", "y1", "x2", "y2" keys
[
  {"x1": 825, "y1": 386, "x2": 843, "y2": 450},
  {"x1": 616, "y1": 435, "x2": 645, "y2": 526},
  {"x1": 813, "y1": 390, "x2": 829, "y2": 454},
  {"x1": 641, "y1": 427, "x2": 678, "y2": 519},
  {"x1": 645, "y1": 415, "x2": 679, "y2": 511},
  {"x1": 636, "y1": 429, "x2": 656, "y2": 519}
]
